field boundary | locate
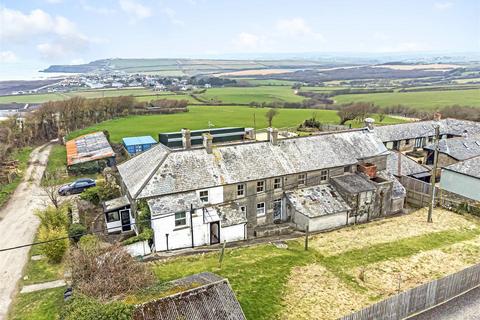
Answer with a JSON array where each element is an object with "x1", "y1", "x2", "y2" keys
[{"x1": 340, "y1": 263, "x2": 480, "y2": 320}]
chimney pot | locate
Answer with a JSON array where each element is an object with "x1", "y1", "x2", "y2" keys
[
  {"x1": 433, "y1": 112, "x2": 442, "y2": 121},
  {"x1": 203, "y1": 133, "x2": 213, "y2": 154},
  {"x1": 181, "y1": 129, "x2": 191, "y2": 149},
  {"x1": 268, "y1": 127, "x2": 279, "y2": 145},
  {"x1": 364, "y1": 118, "x2": 375, "y2": 132}
]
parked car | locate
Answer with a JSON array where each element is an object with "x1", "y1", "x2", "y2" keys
[{"x1": 58, "y1": 178, "x2": 96, "y2": 196}]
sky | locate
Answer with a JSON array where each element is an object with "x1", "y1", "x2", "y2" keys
[{"x1": 0, "y1": 0, "x2": 479, "y2": 74}]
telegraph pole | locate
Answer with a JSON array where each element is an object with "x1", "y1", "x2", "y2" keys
[{"x1": 427, "y1": 124, "x2": 440, "y2": 223}]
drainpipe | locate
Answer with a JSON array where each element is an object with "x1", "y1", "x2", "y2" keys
[
  {"x1": 190, "y1": 204, "x2": 194, "y2": 248},
  {"x1": 165, "y1": 233, "x2": 169, "y2": 251}
]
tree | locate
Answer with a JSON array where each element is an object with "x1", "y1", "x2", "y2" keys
[
  {"x1": 38, "y1": 226, "x2": 69, "y2": 263},
  {"x1": 265, "y1": 108, "x2": 279, "y2": 127},
  {"x1": 42, "y1": 170, "x2": 63, "y2": 208}
]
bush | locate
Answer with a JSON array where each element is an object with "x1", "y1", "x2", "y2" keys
[
  {"x1": 61, "y1": 294, "x2": 134, "y2": 320},
  {"x1": 122, "y1": 228, "x2": 153, "y2": 246},
  {"x1": 80, "y1": 186, "x2": 101, "y2": 205},
  {"x1": 80, "y1": 180, "x2": 120, "y2": 205},
  {"x1": 68, "y1": 223, "x2": 87, "y2": 243},
  {"x1": 38, "y1": 226, "x2": 69, "y2": 263},
  {"x1": 35, "y1": 205, "x2": 69, "y2": 231},
  {"x1": 136, "y1": 199, "x2": 151, "y2": 232},
  {"x1": 78, "y1": 234, "x2": 101, "y2": 254}
]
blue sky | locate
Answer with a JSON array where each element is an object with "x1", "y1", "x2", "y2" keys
[{"x1": 0, "y1": 0, "x2": 479, "y2": 67}]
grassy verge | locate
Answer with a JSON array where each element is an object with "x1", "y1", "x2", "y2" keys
[
  {"x1": 8, "y1": 287, "x2": 65, "y2": 320},
  {"x1": 151, "y1": 241, "x2": 317, "y2": 320},
  {"x1": 0, "y1": 147, "x2": 32, "y2": 208}
]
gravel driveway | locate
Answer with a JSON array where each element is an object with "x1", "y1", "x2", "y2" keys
[{"x1": 0, "y1": 144, "x2": 52, "y2": 319}]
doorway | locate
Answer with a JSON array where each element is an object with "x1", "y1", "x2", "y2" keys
[
  {"x1": 210, "y1": 221, "x2": 220, "y2": 244},
  {"x1": 273, "y1": 199, "x2": 282, "y2": 222},
  {"x1": 120, "y1": 209, "x2": 131, "y2": 232}
]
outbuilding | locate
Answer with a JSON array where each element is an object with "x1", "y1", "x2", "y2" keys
[
  {"x1": 103, "y1": 196, "x2": 134, "y2": 233},
  {"x1": 440, "y1": 156, "x2": 480, "y2": 201},
  {"x1": 122, "y1": 136, "x2": 157, "y2": 156}
]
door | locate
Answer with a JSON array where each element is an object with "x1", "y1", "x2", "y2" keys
[
  {"x1": 210, "y1": 221, "x2": 220, "y2": 244},
  {"x1": 273, "y1": 199, "x2": 282, "y2": 222},
  {"x1": 120, "y1": 209, "x2": 131, "y2": 232}
]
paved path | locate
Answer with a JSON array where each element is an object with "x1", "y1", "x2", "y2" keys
[
  {"x1": 410, "y1": 286, "x2": 480, "y2": 320},
  {"x1": 0, "y1": 144, "x2": 52, "y2": 320},
  {"x1": 20, "y1": 280, "x2": 66, "y2": 294}
]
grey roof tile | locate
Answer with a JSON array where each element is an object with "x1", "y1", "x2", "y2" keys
[
  {"x1": 424, "y1": 137, "x2": 480, "y2": 161},
  {"x1": 443, "y1": 156, "x2": 480, "y2": 179},
  {"x1": 387, "y1": 151, "x2": 430, "y2": 176}
]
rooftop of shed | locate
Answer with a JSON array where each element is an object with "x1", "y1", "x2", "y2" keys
[{"x1": 122, "y1": 136, "x2": 157, "y2": 146}]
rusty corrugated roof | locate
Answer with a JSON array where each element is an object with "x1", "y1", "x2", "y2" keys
[{"x1": 66, "y1": 132, "x2": 115, "y2": 166}]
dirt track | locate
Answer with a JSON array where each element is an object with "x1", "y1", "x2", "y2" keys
[{"x1": 0, "y1": 144, "x2": 52, "y2": 319}]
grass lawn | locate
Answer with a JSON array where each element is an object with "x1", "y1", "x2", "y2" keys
[
  {"x1": 197, "y1": 86, "x2": 306, "y2": 104},
  {"x1": 333, "y1": 88, "x2": 480, "y2": 109},
  {"x1": 66, "y1": 106, "x2": 406, "y2": 143},
  {"x1": 0, "y1": 147, "x2": 32, "y2": 208},
  {"x1": 8, "y1": 287, "x2": 65, "y2": 320}
]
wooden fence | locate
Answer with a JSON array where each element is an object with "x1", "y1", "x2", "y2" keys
[
  {"x1": 400, "y1": 176, "x2": 438, "y2": 207},
  {"x1": 340, "y1": 263, "x2": 480, "y2": 320}
]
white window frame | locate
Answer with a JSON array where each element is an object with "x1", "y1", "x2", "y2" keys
[
  {"x1": 175, "y1": 212, "x2": 187, "y2": 227},
  {"x1": 273, "y1": 177, "x2": 282, "y2": 189},
  {"x1": 256, "y1": 180, "x2": 265, "y2": 193},
  {"x1": 256, "y1": 202, "x2": 266, "y2": 216},
  {"x1": 237, "y1": 184, "x2": 245, "y2": 197},
  {"x1": 320, "y1": 170, "x2": 328, "y2": 182},
  {"x1": 298, "y1": 173, "x2": 306, "y2": 186},
  {"x1": 199, "y1": 190, "x2": 209, "y2": 203}
]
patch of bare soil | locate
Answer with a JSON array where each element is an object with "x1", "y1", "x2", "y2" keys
[
  {"x1": 280, "y1": 264, "x2": 369, "y2": 320},
  {"x1": 215, "y1": 68, "x2": 299, "y2": 76},
  {"x1": 350, "y1": 237, "x2": 480, "y2": 298},
  {"x1": 310, "y1": 208, "x2": 477, "y2": 256}
]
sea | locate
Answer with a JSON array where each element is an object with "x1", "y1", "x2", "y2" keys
[{"x1": 0, "y1": 61, "x2": 78, "y2": 81}]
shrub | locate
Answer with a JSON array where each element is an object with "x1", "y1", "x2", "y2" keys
[
  {"x1": 122, "y1": 228, "x2": 153, "y2": 246},
  {"x1": 80, "y1": 186, "x2": 101, "y2": 205},
  {"x1": 80, "y1": 180, "x2": 120, "y2": 205},
  {"x1": 71, "y1": 244, "x2": 154, "y2": 300},
  {"x1": 38, "y1": 226, "x2": 69, "y2": 263},
  {"x1": 35, "y1": 205, "x2": 69, "y2": 231},
  {"x1": 78, "y1": 234, "x2": 101, "y2": 254},
  {"x1": 68, "y1": 223, "x2": 87, "y2": 243},
  {"x1": 61, "y1": 294, "x2": 134, "y2": 320},
  {"x1": 136, "y1": 199, "x2": 151, "y2": 232}
]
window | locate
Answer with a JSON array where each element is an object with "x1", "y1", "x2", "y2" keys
[
  {"x1": 199, "y1": 190, "x2": 209, "y2": 203},
  {"x1": 135, "y1": 145, "x2": 142, "y2": 153},
  {"x1": 274, "y1": 177, "x2": 282, "y2": 189},
  {"x1": 175, "y1": 212, "x2": 187, "y2": 227},
  {"x1": 415, "y1": 138, "x2": 423, "y2": 148},
  {"x1": 344, "y1": 166, "x2": 351, "y2": 173},
  {"x1": 256, "y1": 202, "x2": 265, "y2": 216},
  {"x1": 237, "y1": 184, "x2": 245, "y2": 197},
  {"x1": 256, "y1": 180, "x2": 265, "y2": 193},
  {"x1": 240, "y1": 206, "x2": 246, "y2": 216},
  {"x1": 298, "y1": 173, "x2": 306, "y2": 185},
  {"x1": 405, "y1": 139, "x2": 411, "y2": 145},
  {"x1": 106, "y1": 211, "x2": 120, "y2": 223},
  {"x1": 320, "y1": 170, "x2": 328, "y2": 182}
]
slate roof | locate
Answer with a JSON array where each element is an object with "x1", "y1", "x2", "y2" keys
[
  {"x1": 443, "y1": 156, "x2": 480, "y2": 179},
  {"x1": 103, "y1": 195, "x2": 130, "y2": 212},
  {"x1": 147, "y1": 191, "x2": 202, "y2": 216},
  {"x1": 331, "y1": 173, "x2": 377, "y2": 194},
  {"x1": 215, "y1": 203, "x2": 248, "y2": 227},
  {"x1": 285, "y1": 184, "x2": 351, "y2": 218},
  {"x1": 387, "y1": 151, "x2": 430, "y2": 177},
  {"x1": 66, "y1": 132, "x2": 115, "y2": 166},
  {"x1": 374, "y1": 118, "x2": 480, "y2": 142},
  {"x1": 132, "y1": 272, "x2": 245, "y2": 320},
  {"x1": 424, "y1": 137, "x2": 480, "y2": 161},
  {"x1": 119, "y1": 130, "x2": 388, "y2": 199},
  {"x1": 377, "y1": 170, "x2": 407, "y2": 199}
]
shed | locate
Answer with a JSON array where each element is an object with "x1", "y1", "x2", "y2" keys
[
  {"x1": 122, "y1": 136, "x2": 157, "y2": 156},
  {"x1": 66, "y1": 132, "x2": 115, "y2": 171},
  {"x1": 103, "y1": 196, "x2": 133, "y2": 233}
]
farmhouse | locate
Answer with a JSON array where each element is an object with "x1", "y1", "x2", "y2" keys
[
  {"x1": 118, "y1": 126, "x2": 405, "y2": 252},
  {"x1": 423, "y1": 136, "x2": 480, "y2": 167},
  {"x1": 440, "y1": 156, "x2": 480, "y2": 201}
]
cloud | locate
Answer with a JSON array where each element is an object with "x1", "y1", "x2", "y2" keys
[
  {"x1": 71, "y1": 58, "x2": 85, "y2": 65},
  {"x1": 37, "y1": 33, "x2": 89, "y2": 59},
  {"x1": 276, "y1": 18, "x2": 324, "y2": 41},
  {"x1": 373, "y1": 32, "x2": 389, "y2": 41},
  {"x1": 80, "y1": 1, "x2": 115, "y2": 15},
  {"x1": 163, "y1": 8, "x2": 184, "y2": 26},
  {"x1": 434, "y1": 2, "x2": 453, "y2": 10},
  {"x1": 0, "y1": 51, "x2": 18, "y2": 63},
  {"x1": 377, "y1": 42, "x2": 431, "y2": 52},
  {"x1": 232, "y1": 32, "x2": 263, "y2": 50},
  {"x1": 119, "y1": 0, "x2": 152, "y2": 21}
]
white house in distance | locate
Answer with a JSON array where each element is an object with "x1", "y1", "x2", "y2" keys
[{"x1": 440, "y1": 156, "x2": 480, "y2": 201}]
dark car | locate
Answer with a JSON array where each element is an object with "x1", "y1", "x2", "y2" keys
[{"x1": 58, "y1": 178, "x2": 96, "y2": 196}]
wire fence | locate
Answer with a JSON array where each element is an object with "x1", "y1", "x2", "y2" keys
[{"x1": 340, "y1": 263, "x2": 480, "y2": 320}]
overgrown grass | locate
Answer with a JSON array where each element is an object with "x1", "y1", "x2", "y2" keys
[
  {"x1": 0, "y1": 147, "x2": 32, "y2": 208},
  {"x1": 197, "y1": 86, "x2": 306, "y2": 104},
  {"x1": 151, "y1": 242, "x2": 317, "y2": 320},
  {"x1": 8, "y1": 287, "x2": 65, "y2": 320}
]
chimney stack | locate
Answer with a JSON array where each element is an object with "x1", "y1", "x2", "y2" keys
[
  {"x1": 203, "y1": 133, "x2": 213, "y2": 154},
  {"x1": 181, "y1": 129, "x2": 191, "y2": 149},
  {"x1": 433, "y1": 112, "x2": 442, "y2": 121},
  {"x1": 463, "y1": 130, "x2": 468, "y2": 139},
  {"x1": 268, "y1": 127, "x2": 279, "y2": 145},
  {"x1": 364, "y1": 118, "x2": 375, "y2": 132}
]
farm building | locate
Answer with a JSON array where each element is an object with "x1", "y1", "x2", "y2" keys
[
  {"x1": 424, "y1": 136, "x2": 480, "y2": 167},
  {"x1": 66, "y1": 132, "x2": 115, "y2": 173},
  {"x1": 440, "y1": 156, "x2": 480, "y2": 201},
  {"x1": 122, "y1": 136, "x2": 157, "y2": 156},
  {"x1": 386, "y1": 151, "x2": 431, "y2": 181},
  {"x1": 158, "y1": 127, "x2": 247, "y2": 148}
]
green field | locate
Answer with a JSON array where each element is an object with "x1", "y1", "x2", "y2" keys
[
  {"x1": 196, "y1": 86, "x2": 305, "y2": 104},
  {"x1": 241, "y1": 79, "x2": 298, "y2": 86},
  {"x1": 333, "y1": 88, "x2": 480, "y2": 109},
  {"x1": 67, "y1": 106, "x2": 405, "y2": 143}
]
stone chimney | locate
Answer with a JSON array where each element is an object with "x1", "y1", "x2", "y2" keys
[
  {"x1": 268, "y1": 127, "x2": 279, "y2": 145},
  {"x1": 181, "y1": 129, "x2": 191, "y2": 149},
  {"x1": 463, "y1": 130, "x2": 468, "y2": 139},
  {"x1": 203, "y1": 133, "x2": 213, "y2": 154},
  {"x1": 433, "y1": 112, "x2": 442, "y2": 121},
  {"x1": 364, "y1": 118, "x2": 375, "y2": 132}
]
